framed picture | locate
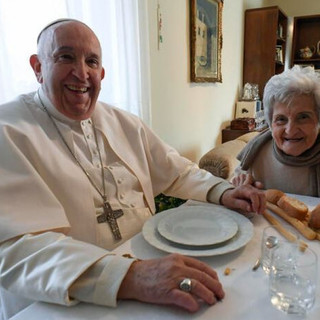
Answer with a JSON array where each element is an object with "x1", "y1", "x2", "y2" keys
[{"x1": 190, "y1": 0, "x2": 223, "y2": 83}]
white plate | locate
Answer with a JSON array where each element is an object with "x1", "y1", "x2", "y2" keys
[
  {"x1": 142, "y1": 205, "x2": 254, "y2": 257},
  {"x1": 157, "y1": 206, "x2": 238, "y2": 246}
]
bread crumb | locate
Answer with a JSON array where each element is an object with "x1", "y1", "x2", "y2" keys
[{"x1": 224, "y1": 267, "x2": 231, "y2": 276}]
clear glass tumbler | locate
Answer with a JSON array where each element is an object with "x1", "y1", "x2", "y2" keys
[{"x1": 269, "y1": 244, "x2": 317, "y2": 315}]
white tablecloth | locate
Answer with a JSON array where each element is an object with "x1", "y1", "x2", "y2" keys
[{"x1": 10, "y1": 195, "x2": 320, "y2": 320}]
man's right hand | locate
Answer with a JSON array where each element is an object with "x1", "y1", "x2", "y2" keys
[{"x1": 117, "y1": 253, "x2": 225, "y2": 313}]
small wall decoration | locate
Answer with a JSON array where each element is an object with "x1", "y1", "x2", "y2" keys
[
  {"x1": 190, "y1": 0, "x2": 223, "y2": 83},
  {"x1": 157, "y1": 2, "x2": 163, "y2": 50}
]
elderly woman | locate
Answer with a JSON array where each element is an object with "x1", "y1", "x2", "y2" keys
[{"x1": 232, "y1": 66, "x2": 320, "y2": 196}]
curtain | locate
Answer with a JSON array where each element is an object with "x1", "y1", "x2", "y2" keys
[{"x1": 0, "y1": 0, "x2": 151, "y2": 124}]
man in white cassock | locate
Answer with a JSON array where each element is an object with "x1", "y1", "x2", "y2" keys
[{"x1": 0, "y1": 19, "x2": 265, "y2": 319}]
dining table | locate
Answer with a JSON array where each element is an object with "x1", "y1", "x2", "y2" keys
[{"x1": 10, "y1": 194, "x2": 320, "y2": 320}]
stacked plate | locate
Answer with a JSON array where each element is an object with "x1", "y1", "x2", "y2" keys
[{"x1": 142, "y1": 204, "x2": 254, "y2": 257}]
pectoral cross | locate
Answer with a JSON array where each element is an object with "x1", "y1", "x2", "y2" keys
[{"x1": 97, "y1": 201, "x2": 124, "y2": 240}]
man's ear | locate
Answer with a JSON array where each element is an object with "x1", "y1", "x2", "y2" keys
[
  {"x1": 29, "y1": 54, "x2": 43, "y2": 83},
  {"x1": 101, "y1": 67, "x2": 105, "y2": 80}
]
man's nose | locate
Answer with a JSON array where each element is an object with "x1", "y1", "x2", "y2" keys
[{"x1": 72, "y1": 60, "x2": 89, "y2": 80}]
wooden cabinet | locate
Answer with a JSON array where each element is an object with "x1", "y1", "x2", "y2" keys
[
  {"x1": 243, "y1": 6, "x2": 287, "y2": 97},
  {"x1": 291, "y1": 15, "x2": 320, "y2": 69},
  {"x1": 222, "y1": 127, "x2": 253, "y2": 143}
]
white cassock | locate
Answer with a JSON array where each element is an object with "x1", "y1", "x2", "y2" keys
[{"x1": 0, "y1": 89, "x2": 233, "y2": 319}]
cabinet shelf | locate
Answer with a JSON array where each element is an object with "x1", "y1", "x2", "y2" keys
[
  {"x1": 277, "y1": 37, "x2": 286, "y2": 44},
  {"x1": 293, "y1": 59, "x2": 320, "y2": 63},
  {"x1": 291, "y1": 15, "x2": 320, "y2": 69}
]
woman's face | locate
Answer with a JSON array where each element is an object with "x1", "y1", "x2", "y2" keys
[{"x1": 271, "y1": 94, "x2": 319, "y2": 156}]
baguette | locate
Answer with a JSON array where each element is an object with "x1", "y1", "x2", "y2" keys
[
  {"x1": 266, "y1": 201, "x2": 317, "y2": 240},
  {"x1": 263, "y1": 210, "x2": 308, "y2": 251}
]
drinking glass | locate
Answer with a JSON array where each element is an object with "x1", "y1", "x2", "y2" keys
[
  {"x1": 269, "y1": 244, "x2": 317, "y2": 315},
  {"x1": 261, "y1": 225, "x2": 299, "y2": 274}
]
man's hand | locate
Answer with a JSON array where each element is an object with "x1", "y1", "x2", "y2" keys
[
  {"x1": 231, "y1": 173, "x2": 264, "y2": 189},
  {"x1": 221, "y1": 184, "x2": 266, "y2": 215},
  {"x1": 117, "y1": 253, "x2": 225, "y2": 313}
]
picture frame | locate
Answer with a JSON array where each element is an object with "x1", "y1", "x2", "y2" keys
[{"x1": 190, "y1": 0, "x2": 223, "y2": 83}]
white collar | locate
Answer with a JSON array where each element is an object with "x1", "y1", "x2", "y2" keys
[{"x1": 35, "y1": 87, "x2": 92, "y2": 126}]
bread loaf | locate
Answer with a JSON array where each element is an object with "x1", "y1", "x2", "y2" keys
[
  {"x1": 308, "y1": 204, "x2": 320, "y2": 229},
  {"x1": 265, "y1": 189, "x2": 285, "y2": 204},
  {"x1": 277, "y1": 195, "x2": 308, "y2": 221}
]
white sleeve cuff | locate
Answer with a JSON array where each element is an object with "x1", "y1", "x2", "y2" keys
[{"x1": 69, "y1": 255, "x2": 135, "y2": 307}]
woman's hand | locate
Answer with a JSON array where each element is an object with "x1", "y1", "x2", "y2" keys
[
  {"x1": 117, "y1": 253, "x2": 225, "y2": 313},
  {"x1": 231, "y1": 173, "x2": 264, "y2": 189}
]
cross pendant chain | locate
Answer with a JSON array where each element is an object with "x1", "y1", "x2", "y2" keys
[
  {"x1": 97, "y1": 201, "x2": 124, "y2": 240},
  {"x1": 38, "y1": 93, "x2": 124, "y2": 241}
]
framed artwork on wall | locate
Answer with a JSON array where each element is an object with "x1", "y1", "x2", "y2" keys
[{"x1": 190, "y1": 0, "x2": 223, "y2": 83}]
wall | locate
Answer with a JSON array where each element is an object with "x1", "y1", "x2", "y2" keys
[{"x1": 147, "y1": 0, "x2": 247, "y2": 162}]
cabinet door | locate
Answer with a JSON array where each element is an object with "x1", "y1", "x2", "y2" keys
[{"x1": 243, "y1": 7, "x2": 287, "y2": 97}]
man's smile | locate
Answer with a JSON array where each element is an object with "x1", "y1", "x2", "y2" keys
[{"x1": 66, "y1": 84, "x2": 89, "y2": 93}]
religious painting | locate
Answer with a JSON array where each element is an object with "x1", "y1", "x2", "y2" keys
[{"x1": 190, "y1": 0, "x2": 223, "y2": 82}]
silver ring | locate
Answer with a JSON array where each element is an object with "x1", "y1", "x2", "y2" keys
[{"x1": 179, "y1": 278, "x2": 192, "y2": 292}]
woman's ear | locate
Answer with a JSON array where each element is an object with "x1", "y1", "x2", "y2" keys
[{"x1": 29, "y1": 54, "x2": 43, "y2": 83}]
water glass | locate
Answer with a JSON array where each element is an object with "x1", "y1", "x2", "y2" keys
[
  {"x1": 269, "y1": 244, "x2": 317, "y2": 315},
  {"x1": 261, "y1": 225, "x2": 299, "y2": 274}
]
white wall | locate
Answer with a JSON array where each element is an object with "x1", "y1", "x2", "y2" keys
[{"x1": 148, "y1": 0, "x2": 247, "y2": 162}]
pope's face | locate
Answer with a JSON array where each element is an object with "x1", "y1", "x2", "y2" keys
[
  {"x1": 32, "y1": 22, "x2": 105, "y2": 120},
  {"x1": 271, "y1": 95, "x2": 319, "y2": 156}
]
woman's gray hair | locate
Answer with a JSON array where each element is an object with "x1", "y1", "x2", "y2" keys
[{"x1": 263, "y1": 66, "x2": 320, "y2": 126}]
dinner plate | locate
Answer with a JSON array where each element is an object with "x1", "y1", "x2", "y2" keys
[
  {"x1": 142, "y1": 205, "x2": 254, "y2": 257},
  {"x1": 157, "y1": 206, "x2": 238, "y2": 246}
]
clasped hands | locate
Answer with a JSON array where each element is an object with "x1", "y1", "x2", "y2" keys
[{"x1": 221, "y1": 176, "x2": 266, "y2": 215}]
